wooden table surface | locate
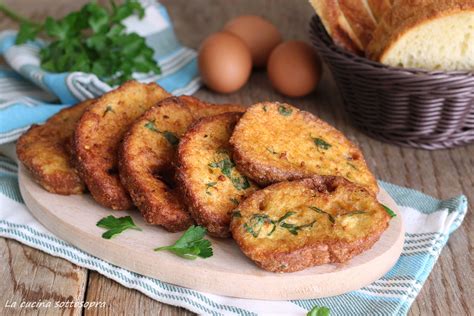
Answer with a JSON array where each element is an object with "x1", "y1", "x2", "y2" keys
[{"x1": 0, "y1": 0, "x2": 472, "y2": 315}]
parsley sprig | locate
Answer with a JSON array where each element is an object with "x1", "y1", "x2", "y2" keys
[
  {"x1": 307, "y1": 305, "x2": 330, "y2": 316},
  {"x1": 154, "y1": 226, "x2": 213, "y2": 260},
  {"x1": 0, "y1": 0, "x2": 160, "y2": 85},
  {"x1": 96, "y1": 215, "x2": 142, "y2": 239}
]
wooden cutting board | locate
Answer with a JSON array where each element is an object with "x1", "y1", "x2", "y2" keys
[{"x1": 18, "y1": 166, "x2": 404, "y2": 300}]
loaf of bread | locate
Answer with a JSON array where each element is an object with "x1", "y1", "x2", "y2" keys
[
  {"x1": 367, "y1": 0, "x2": 474, "y2": 71},
  {"x1": 309, "y1": 0, "x2": 392, "y2": 54}
]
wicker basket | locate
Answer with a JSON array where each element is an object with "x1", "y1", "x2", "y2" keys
[{"x1": 309, "y1": 15, "x2": 474, "y2": 150}]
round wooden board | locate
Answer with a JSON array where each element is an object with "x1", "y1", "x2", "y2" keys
[{"x1": 19, "y1": 166, "x2": 404, "y2": 300}]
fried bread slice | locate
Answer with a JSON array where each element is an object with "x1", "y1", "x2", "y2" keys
[
  {"x1": 16, "y1": 99, "x2": 94, "y2": 195},
  {"x1": 179, "y1": 95, "x2": 246, "y2": 119},
  {"x1": 119, "y1": 97, "x2": 195, "y2": 231},
  {"x1": 230, "y1": 176, "x2": 390, "y2": 272},
  {"x1": 177, "y1": 112, "x2": 259, "y2": 237},
  {"x1": 230, "y1": 102, "x2": 378, "y2": 194},
  {"x1": 74, "y1": 81, "x2": 170, "y2": 210},
  {"x1": 119, "y1": 96, "x2": 247, "y2": 231}
]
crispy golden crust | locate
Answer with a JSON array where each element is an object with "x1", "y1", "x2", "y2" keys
[
  {"x1": 338, "y1": 0, "x2": 377, "y2": 49},
  {"x1": 74, "y1": 81, "x2": 171, "y2": 210},
  {"x1": 366, "y1": 0, "x2": 474, "y2": 61},
  {"x1": 230, "y1": 176, "x2": 390, "y2": 272},
  {"x1": 119, "y1": 97, "x2": 195, "y2": 232},
  {"x1": 177, "y1": 113, "x2": 259, "y2": 238},
  {"x1": 16, "y1": 100, "x2": 94, "y2": 195},
  {"x1": 179, "y1": 95, "x2": 246, "y2": 119},
  {"x1": 309, "y1": 0, "x2": 364, "y2": 53},
  {"x1": 230, "y1": 102, "x2": 378, "y2": 194}
]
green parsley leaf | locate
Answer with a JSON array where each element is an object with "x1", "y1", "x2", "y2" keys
[
  {"x1": 144, "y1": 120, "x2": 179, "y2": 146},
  {"x1": 96, "y1": 215, "x2": 142, "y2": 239},
  {"x1": 307, "y1": 305, "x2": 330, "y2": 316},
  {"x1": 103, "y1": 105, "x2": 115, "y2": 117},
  {"x1": 308, "y1": 206, "x2": 335, "y2": 223},
  {"x1": 382, "y1": 204, "x2": 396, "y2": 218},
  {"x1": 208, "y1": 156, "x2": 250, "y2": 191},
  {"x1": 278, "y1": 105, "x2": 292, "y2": 116},
  {"x1": 2, "y1": 0, "x2": 160, "y2": 85},
  {"x1": 205, "y1": 182, "x2": 217, "y2": 195},
  {"x1": 162, "y1": 131, "x2": 179, "y2": 147},
  {"x1": 313, "y1": 137, "x2": 332, "y2": 150},
  {"x1": 232, "y1": 210, "x2": 242, "y2": 218},
  {"x1": 344, "y1": 210, "x2": 367, "y2": 216},
  {"x1": 154, "y1": 226, "x2": 213, "y2": 260},
  {"x1": 230, "y1": 198, "x2": 239, "y2": 205}
]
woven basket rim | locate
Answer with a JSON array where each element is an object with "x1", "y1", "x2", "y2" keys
[{"x1": 309, "y1": 15, "x2": 474, "y2": 78}]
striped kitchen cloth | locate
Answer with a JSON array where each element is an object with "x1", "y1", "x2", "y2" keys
[
  {"x1": 0, "y1": 0, "x2": 200, "y2": 144},
  {"x1": 0, "y1": 143, "x2": 468, "y2": 316}
]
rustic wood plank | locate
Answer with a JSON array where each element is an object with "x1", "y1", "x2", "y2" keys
[
  {"x1": 0, "y1": 0, "x2": 472, "y2": 315},
  {"x1": 84, "y1": 272, "x2": 194, "y2": 316},
  {"x1": 0, "y1": 238, "x2": 88, "y2": 316}
]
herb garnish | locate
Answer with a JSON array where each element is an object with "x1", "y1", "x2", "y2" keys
[
  {"x1": 208, "y1": 156, "x2": 250, "y2": 191},
  {"x1": 343, "y1": 210, "x2": 367, "y2": 216},
  {"x1": 0, "y1": 0, "x2": 161, "y2": 86},
  {"x1": 230, "y1": 198, "x2": 239, "y2": 205},
  {"x1": 205, "y1": 182, "x2": 217, "y2": 195},
  {"x1": 96, "y1": 215, "x2": 141, "y2": 239},
  {"x1": 263, "y1": 105, "x2": 268, "y2": 112},
  {"x1": 313, "y1": 137, "x2": 332, "y2": 150},
  {"x1": 347, "y1": 162, "x2": 358, "y2": 170},
  {"x1": 309, "y1": 206, "x2": 335, "y2": 224},
  {"x1": 307, "y1": 305, "x2": 330, "y2": 316},
  {"x1": 265, "y1": 147, "x2": 278, "y2": 155},
  {"x1": 144, "y1": 120, "x2": 179, "y2": 146},
  {"x1": 103, "y1": 105, "x2": 115, "y2": 117},
  {"x1": 278, "y1": 105, "x2": 292, "y2": 116},
  {"x1": 154, "y1": 226, "x2": 213, "y2": 260},
  {"x1": 232, "y1": 210, "x2": 242, "y2": 218},
  {"x1": 244, "y1": 214, "x2": 274, "y2": 237},
  {"x1": 382, "y1": 204, "x2": 396, "y2": 218}
]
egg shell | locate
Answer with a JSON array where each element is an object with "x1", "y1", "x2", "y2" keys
[
  {"x1": 267, "y1": 40, "x2": 322, "y2": 97},
  {"x1": 224, "y1": 15, "x2": 282, "y2": 67},
  {"x1": 198, "y1": 32, "x2": 252, "y2": 94}
]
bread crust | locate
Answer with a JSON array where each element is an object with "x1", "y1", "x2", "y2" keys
[
  {"x1": 119, "y1": 96, "x2": 247, "y2": 231},
  {"x1": 309, "y1": 0, "x2": 364, "y2": 53},
  {"x1": 230, "y1": 102, "x2": 378, "y2": 195},
  {"x1": 338, "y1": 0, "x2": 377, "y2": 49},
  {"x1": 119, "y1": 97, "x2": 195, "y2": 231},
  {"x1": 230, "y1": 176, "x2": 390, "y2": 272},
  {"x1": 367, "y1": 0, "x2": 474, "y2": 61},
  {"x1": 177, "y1": 113, "x2": 259, "y2": 238},
  {"x1": 74, "y1": 81, "x2": 171, "y2": 210},
  {"x1": 16, "y1": 99, "x2": 93, "y2": 195}
]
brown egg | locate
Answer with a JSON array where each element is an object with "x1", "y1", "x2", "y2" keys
[
  {"x1": 267, "y1": 41, "x2": 322, "y2": 97},
  {"x1": 198, "y1": 32, "x2": 252, "y2": 94},
  {"x1": 224, "y1": 15, "x2": 282, "y2": 67}
]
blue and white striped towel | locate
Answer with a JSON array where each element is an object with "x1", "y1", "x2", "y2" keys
[
  {"x1": 0, "y1": 143, "x2": 468, "y2": 316},
  {"x1": 0, "y1": 0, "x2": 200, "y2": 144}
]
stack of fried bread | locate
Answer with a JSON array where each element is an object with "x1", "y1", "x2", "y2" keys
[
  {"x1": 310, "y1": 0, "x2": 474, "y2": 71},
  {"x1": 17, "y1": 81, "x2": 391, "y2": 272}
]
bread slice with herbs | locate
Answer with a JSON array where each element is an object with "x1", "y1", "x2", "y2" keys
[
  {"x1": 230, "y1": 176, "x2": 391, "y2": 272},
  {"x1": 229, "y1": 102, "x2": 378, "y2": 195},
  {"x1": 177, "y1": 112, "x2": 259, "y2": 238},
  {"x1": 17, "y1": 99, "x2": 94, "y2": 195},
  {"x1": 367, "y1": 0, "x2": 474, "y2": 70}
]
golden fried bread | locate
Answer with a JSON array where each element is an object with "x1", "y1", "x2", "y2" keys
[
  {"x1": 177, "y1": 112, "x2": 259, "y2": 237},
  {"x1": 179, "y1": 95, "x2": 246, "y2": 119},
  {"x1": 119, "y1": 97, "x2": 195, "y2": 232},
  {"x1": 16, "y1": 99, "x2": 94, "y2": 195},
  {"x1": 74, "y1": 81, "x2": 170, "y2": 210},
  {"x1": 230, "y1": 176, "x2": 390, "y2": 272},
  {"x1": 230, "y1": 102, "x2": 378, "y2": 194}
]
